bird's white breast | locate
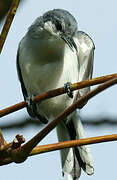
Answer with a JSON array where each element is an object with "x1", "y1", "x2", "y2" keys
[
  {"x1": 36, "y1": 45, "x2": 79, "y2": 120},
  {"x1": 19, "y1": 32, "x2": 79, "y2": 119}
]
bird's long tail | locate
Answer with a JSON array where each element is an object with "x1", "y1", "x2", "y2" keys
[{"x1": 56, "y1": 110, "x2": 94, "y2": 180}]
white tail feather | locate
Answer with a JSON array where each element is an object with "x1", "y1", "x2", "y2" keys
[
  {"x1": 63, "y1": 173, "x2": 73, "y2": 180},
  {"x1": 56, "y1": 110, "x2": 94, "y2": 180}
]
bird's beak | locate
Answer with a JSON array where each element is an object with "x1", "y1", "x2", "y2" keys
[{"x1": 61, "y1": 34, "x2": 77, "y2": 51}]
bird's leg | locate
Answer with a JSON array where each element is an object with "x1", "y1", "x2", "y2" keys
[
  {"x1": 64, "y1": 82, "x2": 73, "y2": 98},
  {"x1": 25, "y1": 94, "x2": 34, "y2": 106}
]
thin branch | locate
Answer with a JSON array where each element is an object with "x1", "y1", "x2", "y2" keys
[
  {"x1": 10, "y1": 77, "x2": 117, "y2": 163},
  {"x1": 30, "y1": 134, "x2": 117, "y2": 156},
  {"x1": 0, "y1": 73, "x2": 117, "y2": 118},
  {"x1": 0, "y1": 129, "x2": 7, "y2": 147},
  {"x1": 1, "y1": 133, "x2": 117, "y2": 165},
  {"x1": 0, "y1": 0, "x2": 20, "y2": 53}
]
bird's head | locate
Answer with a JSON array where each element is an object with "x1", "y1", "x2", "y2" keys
[{"x1": 28, "y1": 9, "x2": 78, "y2": 51}]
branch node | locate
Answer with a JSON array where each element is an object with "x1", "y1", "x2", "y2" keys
[
  {"x1": 12, "y1": 134, "x2": 25, "y2": 148},
  {"x1": 11, "y1": 147, "x2": 28, "y2": 163}
]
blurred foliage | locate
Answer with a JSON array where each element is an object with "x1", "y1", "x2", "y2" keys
[
  {"x1": 0, "y1": 0, "x2": 12, "y2": 20},
  {"x1": 0, "y1": 0, "x2": 23, "y2": 21},
  {"x1": 0, "y1": 117, "x2": 117, "y2": 131}
]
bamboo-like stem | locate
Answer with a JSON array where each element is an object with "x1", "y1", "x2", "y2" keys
[
  {"x1": 0, "y1": 0, "x2": 20, "y2": 53},
  {"x1": 11, "y1": 77, "x2": 117, "y2": 163},
  {"x1": 30, "y1": 134, "x2": 117, "y2": 156},
  {"x1": 0, "y1": 73, "x2": 117, "y2": 118}
]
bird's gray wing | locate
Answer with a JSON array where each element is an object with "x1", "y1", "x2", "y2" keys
[
  {"x1": 73, "y1": 31, "x2": 95, "y2": 107},
  {"x1": 16, "y1": 39, "x2": 48, "y2": 123},
  {"x1": 16, "y1": 39, "x2": 28, "y2": 100},
  {"x1": 16, "y1": 39, "x2": 36, "y2": 118}
]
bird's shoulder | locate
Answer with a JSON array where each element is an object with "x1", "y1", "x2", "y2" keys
[
  {"x1": 16, "y1": 36, "x2": 28, "y2": 83},
  {"x1": 18, "y1": 36, "x2": 27, "y2": 52},
  {"x1": 74, "y1": 31, "x2": 95, "y2": 51}
]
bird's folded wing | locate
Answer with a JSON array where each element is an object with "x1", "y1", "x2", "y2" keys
[{"x1": 73, "y1": 31, "x2": 95, "y2": 107}]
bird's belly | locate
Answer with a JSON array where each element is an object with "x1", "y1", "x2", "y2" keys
[
  {"x1": 20, "y1": 35, "x2": 79, "y2": 120},
  {"x1": 36, "y1": 47, "x2": 79, "y2": 120}
]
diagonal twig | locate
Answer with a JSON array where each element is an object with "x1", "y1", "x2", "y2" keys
[
  {"x1": 0, "y1": 73, "x2": 117, "y2": 118},
  {"x1": 0, "y1": 0, "x2": 20, "y2": 53}
]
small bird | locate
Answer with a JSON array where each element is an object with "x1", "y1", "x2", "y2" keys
[{"x1": 17, "y1": 9, "x2": 95, "y2": 180}]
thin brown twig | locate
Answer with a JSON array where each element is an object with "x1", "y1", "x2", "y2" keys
[
  {"x1": 0, "y1": 129, "x2": 7, "y2": 147},
  {"x1": 11, "y1": 77, "x2": 117, "y2": 163},
  {"x1": 0, "y1": 73, "x2": 117, "y2": 118},
  {"x1": 1, "y1": 133, "x2": 117, "y2": 165},
  {"x1": 0, "y1": 0, "x2": 20, "y2": 53},
  {"x1": 30, "y1": 134, "x2": 117, "y2": 156}
]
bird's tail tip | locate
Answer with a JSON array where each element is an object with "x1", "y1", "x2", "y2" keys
[{"x1": 85, "y1": 164, "x2": 94, "y2": 175}]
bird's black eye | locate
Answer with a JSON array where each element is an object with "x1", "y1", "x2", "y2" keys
[{"x1": 55, "y1": 21, "x2": 63, "y2": 31}]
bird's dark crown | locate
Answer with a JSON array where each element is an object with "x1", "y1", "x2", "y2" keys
[{"x1": 43, "y1": 9, "x2": 77, "y2": 35}]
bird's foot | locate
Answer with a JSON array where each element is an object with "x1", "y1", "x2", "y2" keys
[
  {"x1": 64, "y1": 82, "x2": 73, "y2": 98},
  {"x1": 26, "y1": 94, "x2": 34, "y2": 106}
]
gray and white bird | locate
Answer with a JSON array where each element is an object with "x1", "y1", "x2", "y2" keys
[{"x1": 16, "y1": 9, "x2": 95, "y2": 180}]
